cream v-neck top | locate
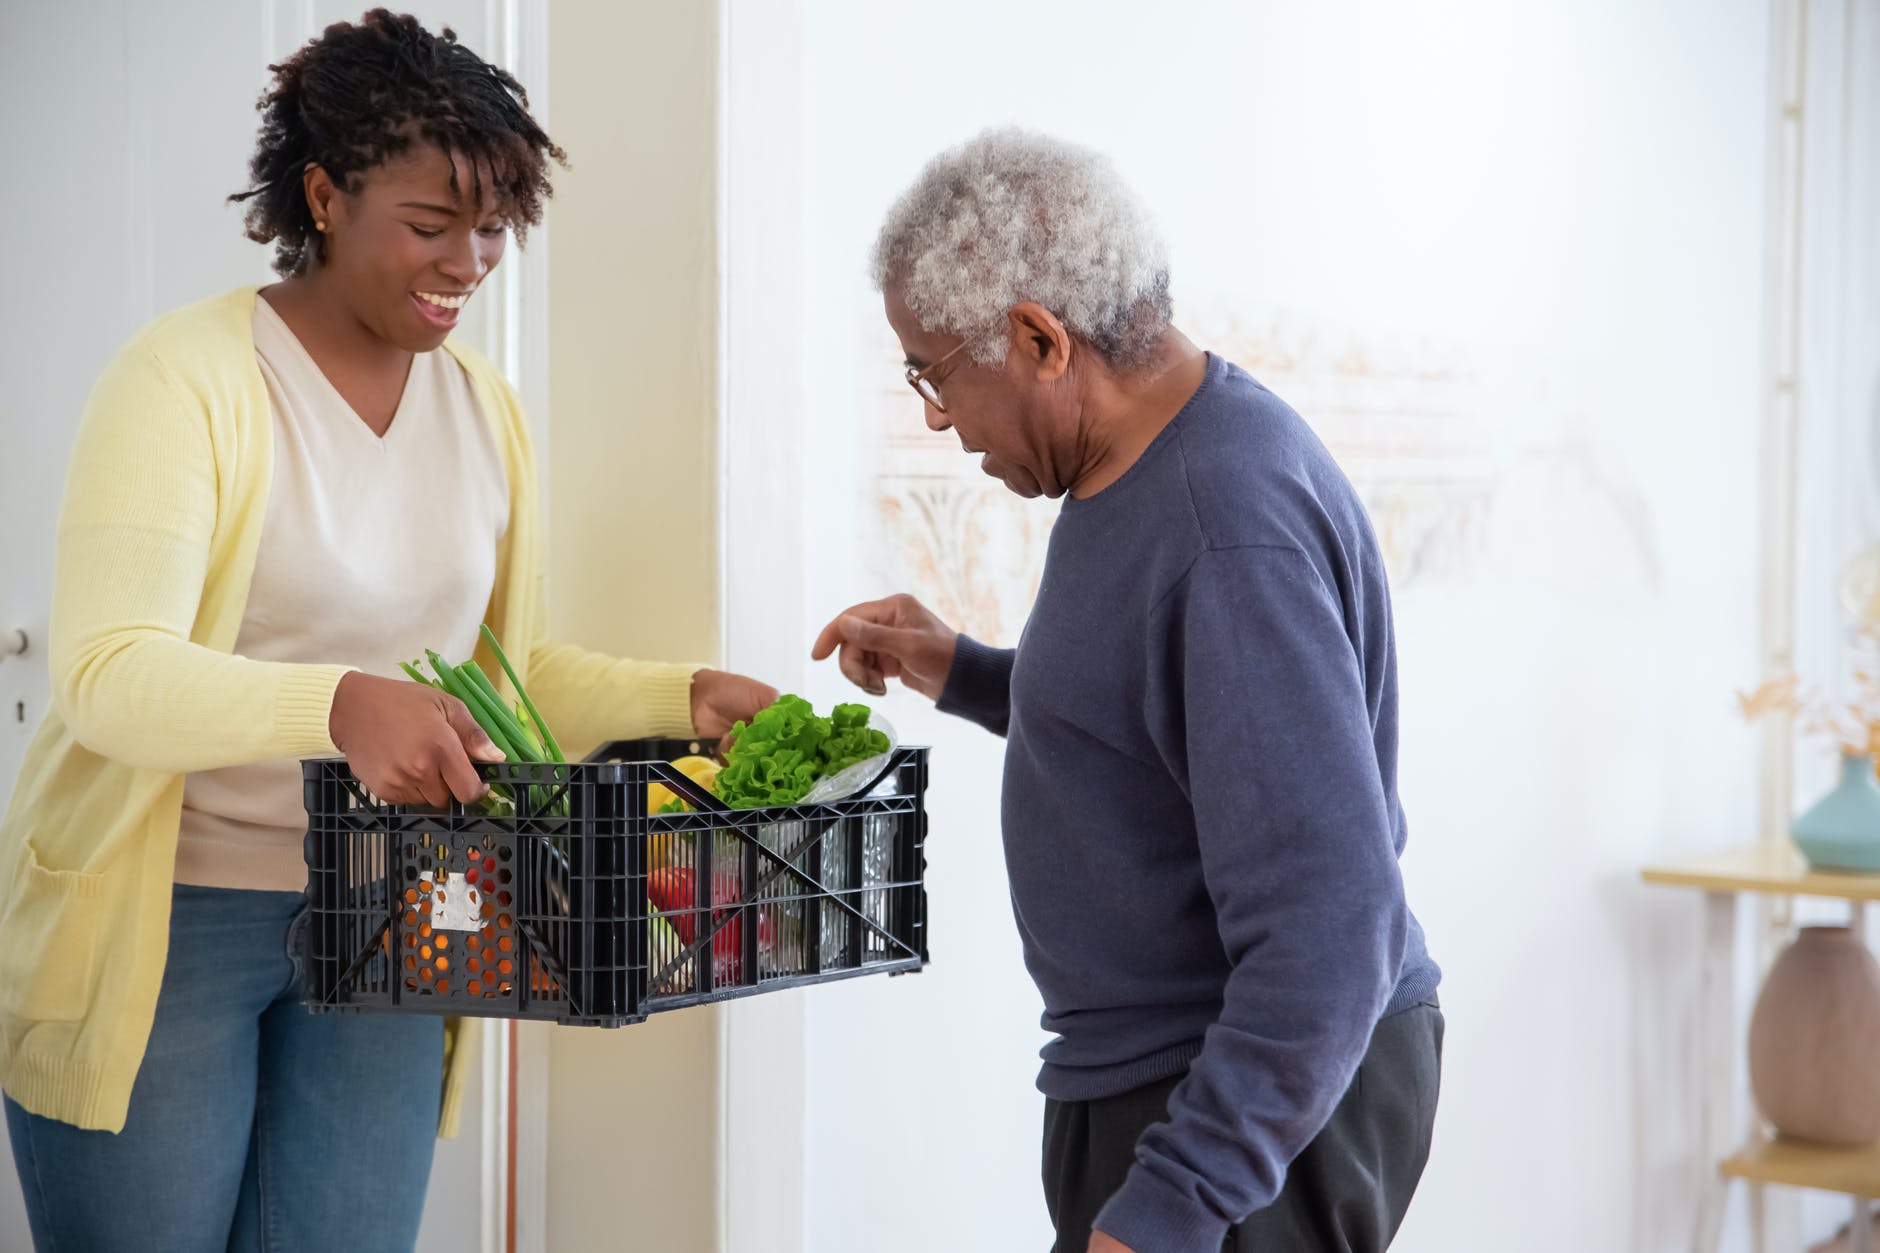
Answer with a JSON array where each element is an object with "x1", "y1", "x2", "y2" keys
[{"x1": 174, "y1": 295, "x2": 510, "y2": 890}]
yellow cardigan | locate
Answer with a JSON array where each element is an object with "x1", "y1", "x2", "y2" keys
[{"x1": 0, "y1": 286, "x2": 701, "y2": 1135}]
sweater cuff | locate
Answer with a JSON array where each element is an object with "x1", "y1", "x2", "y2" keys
[
  {"x1": 634, "y1": 662, "x2": 707, "y2": 739},
  {"x1": 1094, "y1": 1165, "x2": 1231, "y2": 1253},
  {"x1": 273, "y1": 664, "x2": 355, "y2": 757},
  {"x1": 936, "y1": 635, "x2": 1009, "y2": 724}
]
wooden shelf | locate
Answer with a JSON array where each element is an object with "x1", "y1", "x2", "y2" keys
[
  {"x1": 1642, "y1": 845, "x2": 1880, "y2": 903},
  {"x1": 1723, "y1": 1130, "x2": 1880, "y2": 1197}
]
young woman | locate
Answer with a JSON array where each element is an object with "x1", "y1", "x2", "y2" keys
[{"x1": 0, "y1": 11, "x2": 774, "y2": 1249}]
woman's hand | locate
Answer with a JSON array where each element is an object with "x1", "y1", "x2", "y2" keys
[
  {"x1": 690, "y1": 669, "x2": 781, "y2": 749},
  {"x1": 328, "y1": 671, "x2": 505, "y2": 807},
  {"x1": 811, "y1": 594, "x2": 958, "y2": 702}
]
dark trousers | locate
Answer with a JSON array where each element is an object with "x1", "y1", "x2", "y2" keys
[{"x1": 1043, "y1": 1001, "x2": 1443, "y2": 1253}]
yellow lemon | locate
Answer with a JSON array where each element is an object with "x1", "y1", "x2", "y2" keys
[{"x1": 648, "y1": 755, "x2": 720, "y2": 814}]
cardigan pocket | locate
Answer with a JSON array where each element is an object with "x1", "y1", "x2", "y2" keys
[{"x1": 0, "y1": 839, "x2": 110, "y2": 1022}]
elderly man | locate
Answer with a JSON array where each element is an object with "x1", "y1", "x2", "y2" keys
[{"x1": 813, "y1": 129, "x2": 1443, "y2": 1253}]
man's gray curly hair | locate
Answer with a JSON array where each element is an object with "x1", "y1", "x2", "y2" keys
[{"x1": 871, "y1": 128, "x2": 1173, "y2": 370}]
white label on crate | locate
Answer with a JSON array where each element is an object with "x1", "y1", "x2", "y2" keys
[{"x1": 422, "y1": 872, "x2": 482, "y2": 932}]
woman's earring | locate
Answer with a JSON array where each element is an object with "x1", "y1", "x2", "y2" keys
[{"x1": 315, "y1": 220, "x2": 328, "y2": 233}]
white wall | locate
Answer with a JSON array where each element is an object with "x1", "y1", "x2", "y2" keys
[{"x1": 714, "y1": 2, "x2": 1782, "y2": 1250}]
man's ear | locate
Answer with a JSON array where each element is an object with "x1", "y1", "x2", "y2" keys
[{"x1": 1008, "y1": 301, "x2": 1072, "y2": 382}]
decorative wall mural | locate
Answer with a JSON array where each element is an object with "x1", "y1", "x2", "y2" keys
[
  {"x1": 870, "y1": 303, "x2": 1660, "y2": 642},
  {"x1": 1194, "y1": 309, "x2": 1497, "y2": 585},
  {"x1": 872, "y1": 396, "x2": 1053, "y2": 645}
]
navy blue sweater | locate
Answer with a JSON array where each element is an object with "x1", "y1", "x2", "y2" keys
[{"x1": 938, "y1": 353, "x2": 1440, "y2": 1252}]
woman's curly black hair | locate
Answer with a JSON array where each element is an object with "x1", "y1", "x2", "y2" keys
[{"x1": 229, "y1": 8, "x2": 566, "y2": 276}]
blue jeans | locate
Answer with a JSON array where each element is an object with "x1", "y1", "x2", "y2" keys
[{"x1": 4, "y1": 884, "x2": 443, "y2": 1252}]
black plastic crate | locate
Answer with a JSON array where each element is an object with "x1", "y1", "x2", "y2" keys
[{"x1": 293, "y1": 738, "x2": 928, "y2": 1026}]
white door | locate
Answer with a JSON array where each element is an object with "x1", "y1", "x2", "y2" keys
[{"x1": 0, "y1": 4, "x2": 534, "y2": 1248}]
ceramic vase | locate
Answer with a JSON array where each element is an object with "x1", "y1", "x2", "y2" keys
[
  {"x1": 1747, "y1": 925, "x2": 1880, "y2": 1146},
  {"x1": 1792, "y1": 755, "x2": 1880, "y2": 873}
]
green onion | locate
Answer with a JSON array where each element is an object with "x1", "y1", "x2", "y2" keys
[
  {"x1": 513, "y1": 701, "x2": 548, "y2": 761},
  {"x1": 400, "y1": 660, "x2": 439, "y2": 688},
  {"x1": 402, "y1": 636, "x2": 570, "y2": 817},
  {"x1": 456, "y1": 660, "x2": 537, "y2": 760},
  {"x1": 425, "y1": 650, "x2": 520, "y2": 763},
  {"x1": 481, "y1": 623, "x2": 565, "y2": 763}
]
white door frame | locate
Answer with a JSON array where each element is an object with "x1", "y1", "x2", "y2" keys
[
  {"x1": 716, "y1": 3, "x2": 813, "y2": 1251},
  {"x1": 484, "y1": 4, "x2": 552, "y2": 1249}
]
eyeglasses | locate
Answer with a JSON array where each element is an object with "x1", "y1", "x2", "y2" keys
[{"x1": 904, "y1": 329, "x2": 993, "y2": 413}]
